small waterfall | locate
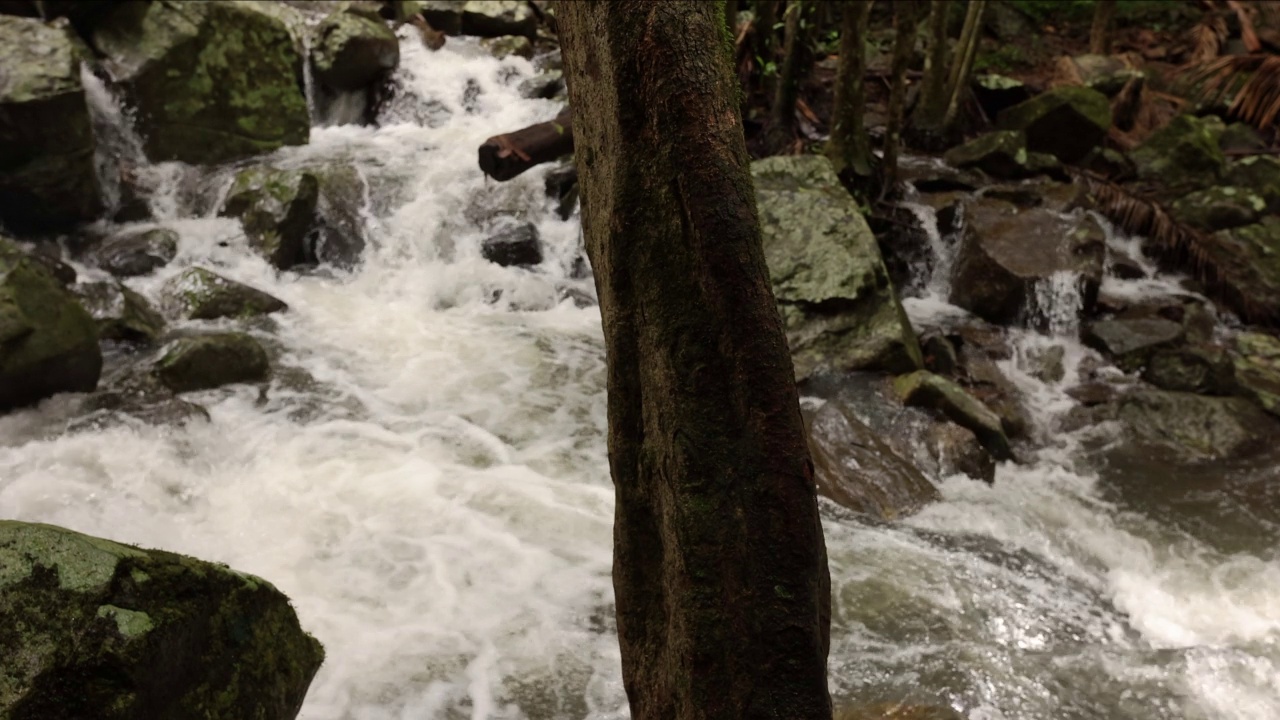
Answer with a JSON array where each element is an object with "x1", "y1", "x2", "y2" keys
[
  {"x1": 1031, "y1": 270, "x2": 1084, "y2": 337},
  {"x1": 80, "y1": 63, "x2": 147, "y2": 216}
]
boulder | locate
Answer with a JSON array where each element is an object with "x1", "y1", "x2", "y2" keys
[
  {"x1": 1143, "y1": 343, "x2": 1236, "y2": 395},
  {"x1": 1223, "y1": 155, "x2": 1280, "y2": 213},
  {"x1": 481, "y1": 34, "x2": 534, "y2": 60},
  {"x1": 954, "y1": 339, "x2": 1032, "y2": 439},
  {"x1": 162, "y1": 267, "x2": 287, "y2": 320},
  {"x1": 311, "y1": 5, "x2": 399, "y2": 92},
  {"x1": 1218, "y1": 122, "x2": 1267, "y2": 154},
  {"x1": 970, "y1": 73, "x2": 1033, "y2": 120},
  {"x1": 89, "y1": 227, "x2": 179, "y2": 278},
  {"x1": 1206, "y1": 217, "x2": 1280, "y2": 327},
  {"x1": 947, "y1": 197, "x2": 1105, "y2": 325},
  {"x1": 1130, "y1": 114, "x2": 1225, "y2": 190},
  {"x1": 418, "y1": 0, "x2": 538, "y2": 39},
  {"x1": 92, "y1": 1, "x2": 309, "y2": 164},
  {"x1": 518, "y1": 70, "x2": 565, "y2": 100},
  {"x1": 0, "y1": 16, "x2": 103, "y2": 233},
  {"x1": 925, "y1": 421, "x2": 996, "y2": 483},
  {"x1": 996, "y1": 85, "x2": 1110, "y2": 164},
  {"x1": 893, "y1": 370, "x2": 1014, "y2": 462},
  {"x1": 943, "y1": 131, "x2": 1032, "y2": 179},
  {"x1": 0, "y1": 520, "x2": 322, "y2": 719},
  {"x1": 1060, "y1": 54, "x2": 1143, "y2": 96},
  {"x1": 753, "y1": 155, "x2": 922, "y2": 380},
  {"x1": 0, "y1": 237, "x2": 101, "y2": 411},
  {"x1": 1231, "y1": 332, "x2": 1280, "y2": 417},
  {"x1": 1170, "y1": 186, "x2": 1264, "y2": 232},
  {"x1": 153, "y1": 332, "x2": 270, "y2": 393},
  {"x1": 80, "y1": 367, "x2": 210, "y2": 428},
  {"x1": 73, "y1": 281, "x2": 165, "y2": 343},
  {"x1": 1086, "y1": 388, "x2": 1277, "y2": 461},
  {"x1": 481, "y1": 220, "x2": 542, "y2": 267},
  {"x1": 1083, "y1": 318, "x2": 1185, "y2": 372},
  {"x1": 806, "y1": 400, "x2": 940, "y2": 519}
]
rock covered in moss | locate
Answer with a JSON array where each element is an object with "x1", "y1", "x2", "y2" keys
[
  {"x1": 1206, "y1": 217, "x2": 1280, "y2": 326},
  {"x1": 153, "y1": 332, "x2": 270, "y2": 393},
  {"x1": 943, "y1": 130, "x2": 1031, "y2": 179},
  {"x1": 89, "y1": 227, "x2": 179, "y2": 278},
  {"x1": 894, "y1": 370, "x2": 1014, "y2": 462},
  {"x1": 162, "y1": 267, "x2": 287, "y2": 320},
  {"x1": 311, "y1": 4, "x2": 399, "y2": 92},
  {"x1": 0, "y1": 16, "x2": 103, "y2": 233},
  {"x1": 73, "y1": 280, "x2": 165, "y2": 343},
  {"x1": 1224, "y1": 155, "x2": 1280, "y2": 213},
  {"x1": 1130, "y1": 114, "x2": 1225, "y2": 190},
  {"x1": 1231, "y1": 332, "x2": 1280, "y2": 417},
  {"x1": 1085, "y1": 388, "x2": 1277, "y2": 461},
  {"x1": 0, "y1": 520, "x2": 322, "y2": 719},
  {"x1": 92, "y1": 1, "x2": 309, "y2": 165},
  {"x1": 1171, "y1": 186, "x2": 1264, "y2": 232},
  {"x1": 1143, "y1": 342, "x2": 1236, "y2": 395},
  {"x1": 0, "y1": 237, "x2": 101, "y2": 411},
  {"x1": 753, "y1": 155, "x2": 922, "y2": 380},
  {"x1": 1083, "y1": 318, "x2": 1185, "y2": 372},
  {"x1": 996, "y1": 85, "x2": 1110, "y2": 163}
]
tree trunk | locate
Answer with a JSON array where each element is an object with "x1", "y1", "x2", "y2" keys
[
  {"x1": 942, "y1": 0, "x2": 985, "y2": 132},
  {"x1": 726, "y1": 0, "x2": 739, "y2": 33},
  {"x1": 557, "y1": 3, "x2": 832, "y2": 719},
  {"x1": 766, "y1": 0, "x2": 807, "y2": 153},
  {"x1": 882, "y1": 0, "x2": 924, "y2": 196},
  {"x1": 1090, "y1": 0, "x2": 1117, "y2": 55},
  {"x1": 826, "y1": 0, "x2": 875, "y2": 195},
  {"x1": 477, "y1": 107, "x2": 573, "y2": 181},
  {"x1": 908, "y1": 0, "x2": 951, "y2": 148}
]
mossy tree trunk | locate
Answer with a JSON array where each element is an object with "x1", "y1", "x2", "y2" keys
[
  {"x1": 882, "y1": 0, "x2": 925, "y2": 196},
  {"x1": 1090, "y1": 0, "x2": 1117, "y2": 54},
  {"x1": 557, "y1": 2, "x2": 832, "y2": 719},
  {"x1": 826, "y1": 0, "x2": 876, "y2": 197},
  {"x1": 765, "y1": 0, "x2": 808, "y2": 154},
  {"x1": 908, "y1": 0, "x2": 951, "y2": 149}
]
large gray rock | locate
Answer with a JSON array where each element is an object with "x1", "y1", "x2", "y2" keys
[
  {"x1": 996, "y1": 85, "x2": 1110, "y2": 164},
  {"x1": 153, "y1": 332, "x2": 270, "y2": 393},
  {"x1": 0, "y1": 237, "x2": 101, "y2": 411},
  {"x1": 0, "y1": 16, "x2": 103, "y2": 233},
  {"x1": 0, "y1": 520, "x2": 323, "y2": 719},
  {"x1": 89, "y1": 227, "x2": 179, "y2": 278},
  {"x1": 753, "y1": 155, "x2": 922, "y2": 380},
  {"x1": 311, "y1": 4, "x2": 398, "y2": 92},
  {"x1": 92, "y1": 1, "x2": 309, "y2": 165},
  {"x1": 73, "y1": 280, "x2": 165, "y2": 344},
  {"x1": 1087, "y1": 388, "x2": 1278, "y2": 462},
  {"x1": 162, "y1": 267, "x2": 287, "y2": 320},
  {"x1": 1083, "y1": 318, "x2": 1185, "y2": 372}
]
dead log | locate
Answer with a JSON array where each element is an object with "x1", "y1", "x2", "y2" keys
[{"x1": 478, "y1": 107, "x2": 573, "y2": 181}]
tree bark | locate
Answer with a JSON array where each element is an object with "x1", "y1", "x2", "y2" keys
[
  {"x1": 826, "y1": 0, "x2": 875, "y2": 195},
  {"x1": 557, "y1": 3, "x2": 832, "y2": 719},
  {"x1": 908, "y1": 0, "x2": 951, "y2": 149},
  {"x1": 765, "y1": 0, "x2": 807, "y2": 153},
  {"x1": 477, "y1": 107, "x2": 573, "y2": 181},
  {"x1": 1090, "y1": 0, "x2": 1117, "y2": 55},
  {"x1": 882, "y1": 0, "x2": 925, "y2": 195},
  {"x1": 942, "y1": 0, "x2": 985, "y2": 132}
]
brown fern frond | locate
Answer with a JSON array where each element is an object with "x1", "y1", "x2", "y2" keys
[
  {"x1": 1188, "y1": 13, "x2": 1229, "y2": 64},
  {"x1": 1181, "y1": 53, "x2": 1280, "y2": 128},
  {"x1": 1227, "y1": 0, "x2": 1263, "y2": 52}
]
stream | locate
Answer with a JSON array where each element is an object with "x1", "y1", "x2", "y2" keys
[{"x1": 2, "y1": 25, "x2": 1278, "y2": 720}]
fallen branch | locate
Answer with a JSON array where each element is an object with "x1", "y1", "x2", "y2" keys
[{"x1": 478, "y1": 107, "x2": 573, "y2": 181}]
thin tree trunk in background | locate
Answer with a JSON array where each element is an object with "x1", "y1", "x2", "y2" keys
[
  {"x1": 558, "y1": 2, "x2": 832, "y2": 719},
  {"x1": 826, "y1": 0, "x2": 875, "y2": 194},
  {"x1": 943, "y1": 0, "x2": 985, "y2": 132},
  {"x1": 1090, "y1": 0, "x2": 1117, "y2": 54},
  {"x1": 726, "y1": 0, "x2": 739, "y2": 33},
  {"x1": 908, "y1": 0, "x2": 951, "y2": 148},
  {"x1": 755, "y1": 0, "x2": 779, "y2": 97},
  {"x1": 766, "y1": 0, "x2": 806, "y2": 153},
  {"x1": 883, "y1": 0, "x2": 924, "y2": 196}
]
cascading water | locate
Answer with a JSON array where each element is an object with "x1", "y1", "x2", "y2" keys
[{"x1": 3, "y1": 25, "x2": 1278, "y2": 720}]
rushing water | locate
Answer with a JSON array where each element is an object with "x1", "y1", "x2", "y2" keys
[{"x1": 4, "y1": 26, "x2": 1280, "y2": 720}]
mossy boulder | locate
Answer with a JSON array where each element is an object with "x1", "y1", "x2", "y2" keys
[
  {"x1": 73, "y1": 280, "x2": 165, "y2": 344},
  {"x1": 1143, "y1": 342, "x2": 1236, "y2": 395},
  {"x1": 753, "y1": 155, "x2": 922, "y2": 380},
  {"x1": 418, "y1": 0, "x2": 538, "y2": 39},
  {"x1": 162, "y1": 267, "x2": 287, "y2": 320},
  {"x1": 0, "y1": 16, "x2": 103, "y2": 233},
  {"x1": 1170, "y1": 186, "x2": 1264, "y2": 232},
  {"x1": 1207, "y1": 216, "x2": 1280, "y2": 327},
  {"x1": 893, "y1": 370, "x2": 1014, "y2": 462},
  {"x1": 1087, "y1": 388, "x2": 1277, "y2": 461},
  {"x1": 0, "y1": 520, "x2": 322, "y2": 719},
  {"x1": 89, "y1": 227, "x2": 179, "y2": 278},
  {"x1": 92, "y1": 1, "x2": 309, "y2": 165},
  {"x1": 996, "y1": 85, "x2": 1110, "y2": 163},
  {"x1": 1224, "y1": 155, "x2": 1280, "y2": 213},
  {"x1": 153, "y1": 332, "x2": 270, "y2": 393},
  {"x1": 1130, "y1": 114, "x2": 1226, "y2": 190},
  {"x1": 943, "y1": 131, "x2": 1032, "y2": 179},
  {"x1": 0, "y1": 237, "x2": 101, "y2": 411},
  {"x1": 1231, "y1": 332, "x2": 1280, "y2": 417},
  {"x1": 311, "y1": 5, "x2": 399, "y2": 92},
  {"x1": 1083, "y1": 318, "x2": 1186, "y2": 372},
  {"x1": 806, "y1": 400, "x2": 940, "y2": 520}
]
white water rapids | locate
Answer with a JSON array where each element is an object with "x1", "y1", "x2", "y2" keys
[{"x1": 4, "y1": 28, "x2": 1280, "y2": 720}]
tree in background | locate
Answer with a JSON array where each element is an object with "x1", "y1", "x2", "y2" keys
[
  {"x1": 765, "y1": 0, "x2": 809, "y2": 153},
  {"x1": 882, "y1": 0, "x2": 927, "y2": 195},
  {"x1": 909, "y1": 0, "x2": 986, "y2": 149},
  {"x1": 1090, "y1": 0, "x2": 1118, "y2": 54},
  {"x1": 826, "y1": 0, "x2": 876, "y2": 196},
  {"x1": 558, "y1": 1, "x2": 833, "y2": 718}
]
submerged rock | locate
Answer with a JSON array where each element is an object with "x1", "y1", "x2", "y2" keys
[
  {"x1": 0, "y1": 520, "x2": 323, "y2": 719},
  {"x1": 1130, "y1": 114, "x2": 1225, "y2": 190},
  {"x1": 0, "y1": 237, "x2": 101, "y2": 411},
  {"x1": 753, "y1": 155, "x2": 922, "y2": 380},
  {"x1": 311, "y1": 4, "x2": 399, "y2": 92},
  {"x1": 92, "y1": 1, "x2": 309, "y2": 165},
  {"x1": 89, "y1": 227, "x2": 179, "y2": 278},
  {"x1": 996, "y1": 85, "x2": 1110, "y2": 163},
  {"x1": 153, "y1": 332, "x2": 270, "y2": 393},
  {"x1": 806, "y1": 400, "x2": 940, "y2": 519},
  {"x1": 73, "y1": 280, "x2": 165, "y2": 343},
  {"x1": 80, "y1": 366, "x2": 209, "y2": 428},
  {"x1": 893, "y1": 370, "x2": 1014, "y2": 462},
  {"x1": 0, "y1": 16, "x2": 103, "y2": 233},
  {"x1": 482, "y1": 221, "x2": 542, "y2": 267},
  {"x1": 162, "y1": 267, "x2": 288, "y2": 321}
]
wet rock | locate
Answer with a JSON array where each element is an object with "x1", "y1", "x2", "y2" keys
[
  {"x1": 806, "y1": 400, "x2": 940, "y2": 519},
  {"x1": 24, "y1": 243, "x2": 76, "y2": 286},
  {"x1": 481, "y1": 34, "x2": 534, "y2": 60},
  {"x1": 89, "y1": 227, "x2": 179, "y2": 278},
  {"x1": 162, "y1": 267, "x2": 288, "y2": 321},
  {"x1": 893, "y1": 370, "x2": 1014, "y2": 462},
  {"x1": 543, "y1": 162, "x2": 578, "y2": 220},
  {"x1": 0, "y1": 16, "x2": 103, "y2": 233},
  {"x1": 0, "y1": 520, "x2": 323, "y2": 718},
  {"x1": 753, "y1": 155, "x2": 922, "y2": 380},
  {"x1": 1207, "y1": 217, "x2": 1280, "y2": 327},
  {"x1": 925, "y1": 421, "x2": 996, "y2": 483},
  {"x1": 955, "y1": 340, "x2": 1032, "y2": 439},
  {"x1": 1083, "y1": 318, "x2": 1184, "y2": 372},
  {"x1": 419, "y1": 0, "x2": 538, "y2": 39},
  {"x1": 1223, "y1": 155, "x2": 1280, "y2": 213},
  {"x1": 835, "y1": 702, "x2": 968, "y2": 720},
  {"x1": 921, "y1": 334, "x2": 958, "y2": 376},
  {"x1": 518, "y1": 70, "x2": 565, "y2": 100},
  {"x1": 73, "y1": 281, "x2": 165, "y2": 344},
  {"x1": 92, "y1": 1, "x2": 309, "y2": 165},
  {"x1": 311, "y1": 4, "x2": 399, "y2": 92},
  {"x1": 1108, "y1": 252, "x2": 1147, "y2": 280},
  {"x1": 79, "y1": 367, "x2": 209, "y2": 428},
  {"x1": 1171, "y1": 186, "x2": 1264, "y2": 232},
  {"x1": 943, "y1": 131, "x2": 1032, "y2": 179},
  {"x1": 0, "y1": 237, "x2": 101, "y2": 411},
  {"x1": 1025, "y1": 344, "x2": 1066, "y2": 384},
  {"x1": 1086, "y1": 388, "x2": 1278, "y2": 461},
  {"x1": 1218, "y1": 122, "x2": 1267, "y2": 154},
  {"x1": 153, "y1": 332, "x2": 270, "y2": 393},
  {"x1": 482, "y1": 221, "x2": 542, "y2": 267},
  {"x1": 996, "y1": 85, "x2": 1110, "y2": 164},
  {"x1": 1231, "y1": 332, "x2": 1280, "y2": 417},
  {"x1": 1144, "y1": 342, "x2": 1236, "y2": 395},
  {"x1": 1130, "y1": 114, "x2": 1225, "y2": 190},
  {"x1": 948, "y1": 197, "x2": 1105, "y2": 325}
]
